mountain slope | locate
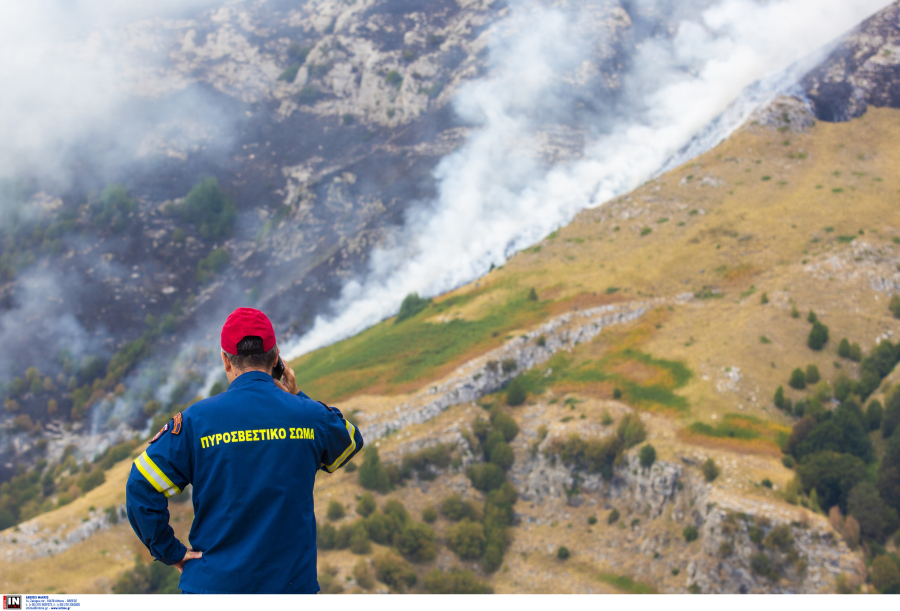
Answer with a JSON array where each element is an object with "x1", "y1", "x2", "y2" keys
[{"x1": 5, "y1": 101, "x2": 898, "y2": 593}]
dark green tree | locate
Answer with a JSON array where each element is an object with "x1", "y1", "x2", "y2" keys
[
  {"x1": 847, "y1": 482, "x2": 899, "y2": 543},
  {"x1": 505, "y1": 378, "x2": 526, "y2": 406},
  {"x1": 877, "y1": 429, "x2": 900, "y2": 515},
  {"x1": 639, "y1": 444, "x2": 657, "y2": 469},
  {"x1": 805, "y1": 364, "x2": 820, "y2": 385},
  {"x1": 395, "y1": 293, "x2": 431, "y2": 323},
  {"x1": 797, "y1": 450, "x2": 867, "y2": 512},
  {"x1": 807, "y1": 321, "x2": 829, "y2": 350},
  {"x1": 838, "y1": 338, "x2": 851, "y2": 359},
  {"x1": 867, "y1": 400, "x2": 884, "y2": 432},
  {"x1": 358, "y1": 447, "x2": 391, "y2": 493},
  {"x1": 795, "y1": 407, "x2": 873, "y2": 463},
  {"x1": 179, "y1": 178, "x2": 236, "y2": 240},
  {"x1": 789, "y1": 368, "x2": 806, "y2": 390},
  {"x1": 773, "y1": 385, "x2": 786, "y2": 409},
  {"x1": 883, "y1": 385, "x2": 900, "y2": 439}
]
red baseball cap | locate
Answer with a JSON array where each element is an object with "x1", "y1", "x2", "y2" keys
[{"x1": 221, "y1": 308, "x2": 277, "y2": 355}]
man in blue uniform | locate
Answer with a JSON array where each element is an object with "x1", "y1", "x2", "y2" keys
[{"x1": 126, "y1": 307, "x2": 363, "y2": 594}]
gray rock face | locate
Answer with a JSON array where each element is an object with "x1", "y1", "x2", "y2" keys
[
  {"x1": 801, "y1": 1, "x2": 900, "y2": 121},
  {"x1": 360, "y1": 294, "x2": 692, "y2": 440}
]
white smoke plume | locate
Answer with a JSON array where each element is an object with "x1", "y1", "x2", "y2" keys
[
  {"x1": 0, "y1": 0, "x2": 226, "y2": 189},
  {"x1": 284, "y1": 0, "x2": 892, "y2": 359}
]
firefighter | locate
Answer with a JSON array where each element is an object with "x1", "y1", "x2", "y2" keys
[{"x1": 126, "y1": 307, "x2": 363, "y2": 593}]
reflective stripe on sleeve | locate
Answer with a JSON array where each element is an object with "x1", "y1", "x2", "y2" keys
[
  {"x1": 134, "y1": 451, "x2": 181, "y2": 498},
  {"x1": 323, "y1": 420, "x2": 357, "y2": 473}
]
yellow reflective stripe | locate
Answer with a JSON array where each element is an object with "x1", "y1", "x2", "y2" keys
[
  {"x1": 134, "y1": 458, "x2": 164, "y2": 494},
  {"x1": 137, "y1": 451, "x2": 181, "y2": 497},
  {"x1": 324, "y1": 420, "x2": 357, "y2": 473}
]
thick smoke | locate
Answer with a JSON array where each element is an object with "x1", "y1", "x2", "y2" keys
[
  {"x1": 0, "y1": 0, "x2": 228, "y2": 191},
  {"x1": 284, "y1": 0, "x2": 892, "y2": 359}
]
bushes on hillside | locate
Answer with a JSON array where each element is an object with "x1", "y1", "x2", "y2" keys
[
  {"x1": 797, "y1": 451, "x2": 867, "y2": 513},
  {"x1": 447, "y1": 519, "x2": 486, "y2": 559},
  {"x1": 440, "y1": 493, "x2": 481, "y2": 522},
  {"x1": 546, "y1": 412, "x2": 646, "y2": 480},
  {"x1": 423, "y1": 569, "x2": 493, "y2": 594},
  {"x1": 373, "y1": 553, "x2": 417, "y2": 592},
  {"x1": 639, "y1": 444, "x2": 656, "y2": 469},
  {"x1": 867, "y1": 401, "x2": 883, "y2": 431},
  {"x1": 805, "y1": 365, "x2": 820, "y2": 385},
  {"x1": 177, "y1": 178, "x2": 236, "y2": 240},
  {"x1": 112, "y1": 557, "x2": 181, "y2": 594}
]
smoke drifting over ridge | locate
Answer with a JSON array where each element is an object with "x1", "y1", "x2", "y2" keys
[
  {"x1": 284, "y1": 0, "x2": 892, "y2": 359},
  {"x1": 0, "y1": 0, "x2": 230, "y2": 192}
]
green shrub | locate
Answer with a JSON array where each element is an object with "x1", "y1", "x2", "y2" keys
[
  {"x1": 617, "y1": 413, "x2": 647, "y2": 448},
  {"x1": 91, "y1": 184, "x2": 136, "y2": 233},
  {"x1": 848, "y1": 342, "x2": 862, "y2": 362},
  {"x1": 491, "y1": 410, "x2": 519, "y2": 442},
  {"x1": 358, "y1": 447, "x2": 391, "y2": 493},
  {"x1": 639, "y1": 444, "x2": 656, "y2": 469},
  {"x1": 297, "y1": 85, "x2": 318, "y2": 104},
  {"x1": 782, "y1": 456, "x2": 794, "y2": 468},
  {"x1": 557, "y1": 546, "x2": 570, "y2": 560},
  {"x1": 422, "y1": 506, "x2": 437, "y2": 523},
  {"x1": 789, "y1": 368, "x2": 806, "y2": 390},
  {"x1": 838, "y1": 338, "x2": 851, "y2": 358},
  {"x1": 884, "y1": 386, "x2": 900, "y2": 439},
  {"x1": 385, "y1": 71, "x2": 403, "y2": 87},
  {"x1": 447, "y1": 519, "x2": 486, "y2": 559},
  {"x1": 373, "y1": 553, "x2": 417, "y2": 592},
  {"x1": 466, "y1": 463, "x2": 506, "y2": 492},
  {"x1": 501, "y1": 359, "x2": 517, "y2": 374},
  {"x1": 869, "y1": 555, "x2": 900, "y2": 593},
  {"x1": 867, "y1": 401, "x2": 884, "y2": 431},
  {"x1": 506, "y1": 378, "x2": 526, "y2": 406},
  {"x1": 808, "y1": 321, "x2": 829, "y2": 350},
  {"x1": 396, "y1": 522, "x2": 436, "y2": 563},
  {"x1": 317, "y1": 522, "x2": 337, "y2": 549},
  {"x1": 178, "y1": 178, "x2": 236, "y2": 240},
  {"x1": 489, "y1": 441, "x2": 515, "y2": 471},
  {"x1": 847, "y1": 482, "x2": 897, "y2": 543},
  {"x1": 890, "y1": 295, "x2": 900, "y2": 319},
  {"x1": 78, "y1": 469, "x2": 105, "y2": 494},
  {"x1": 327, "y1": 499, "x2": 345, "y2": 521},
  {"x1": 588, "y1": 515, "x2": 597, "y2": 525},
  {"x1": 876, "y1": 428, "x2": 900, "y2": 516},
  {"x1": 773, "y1": 385, "x2": 786, "y2": 409},
  {"x1": 762, "y1": 478, "x2": 773, "y2": 488},
  {"x1": 807, "y1": 310, "x2": 817, "y2": 323},
  {"x1": 423, "y1": 568, "x2": 493, "y2": 594},
  {"x1": 607, "y1": 508, "x2": 620, "y2": 524},
  {"x1": 805, "y1": 364, "x2": 820, "y2": 385},
  {"x1": 439, "y1": 494, "x2": 481, "y2": 522},
  {"x1": 528, "y1": 287, "x2": 538, "y2": 301},
  {"x1": 395, "y1": 293, "x2": 430, "y2": 323},
  {"x1": 356, "y1": 492, "x2": 376, "y2": 517},
  {"x1": 760, "y1": 292, "x2": 769, "y2": 304},
  {"x1": 683, "y1": 525, "x2": 698, "y2": 542},
  {"x1": 702, "y1": 458, "x2": 719, "y2": 482},
  {"x1": 353, "y1": 560, "x2": 375, "y2": 590},
  {"x1": 613, "y1": 388, "x2": 622, "y2": 399}
]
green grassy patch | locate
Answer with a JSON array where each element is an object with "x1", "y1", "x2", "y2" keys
[
  {"x1": 597, "y1": 572, "x2": 656, "y2": 594},
  {"x1": 291, "y1": 287, "x2": 550, "y2": 399},
  {"x1": 688, "y1": 414, "x2": 789, "y2": 446},
  {"x1": 513, "y1": 347, "x2": 691, "y2": 412}
]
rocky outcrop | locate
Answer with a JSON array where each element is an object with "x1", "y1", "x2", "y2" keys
[
  {"x1": 359, "y1": 294, "x2": 692, "y2": 440},
  {"x1": 0, "y1": 504, "x2": 127, "y2": 562},
  {"x1": 801, "y1": 1, "x2": 900, "y2": 121}
]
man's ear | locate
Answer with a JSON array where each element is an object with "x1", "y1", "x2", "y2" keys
[{"x1": 221, "y1": 351, "x2": 232, "y2": 374}]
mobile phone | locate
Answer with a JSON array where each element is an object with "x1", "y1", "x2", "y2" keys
[{"x1": 272, "y1": 357, "x2": 285, "y2": 381}]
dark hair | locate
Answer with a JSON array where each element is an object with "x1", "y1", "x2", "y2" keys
[{"x1": 224, "y1": 344, "x2": 278, "y2": 371}]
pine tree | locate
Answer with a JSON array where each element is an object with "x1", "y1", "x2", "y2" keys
[
  {"x1": 774, "y1": 386, "x2": 786, "y2": 409},
  {"x1": 808, "y1": 321, "x2": 829, "y2": 350},
  {"x1": 789, "y1": 368, "x2": 807, "y2": 390}
]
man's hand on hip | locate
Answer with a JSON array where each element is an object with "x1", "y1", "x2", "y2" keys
[
  {"x1": 174, "y1": 549, "x2": 202, "y2": 574},
  {"x1": 274, "y1": 361, "x2": 299, "y2": 395}
]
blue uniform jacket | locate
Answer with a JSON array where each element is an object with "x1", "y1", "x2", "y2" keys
[{"x1": 125, "y1": 371, "x2": 364, "y2": 594}]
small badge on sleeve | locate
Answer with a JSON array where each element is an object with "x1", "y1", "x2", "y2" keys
[
  {"x1": 150, "y1": 423, "x2": 169, "y2": 443},
  {"x1": 172, "y1": 412, "x2": 183, "y2": 435}
]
